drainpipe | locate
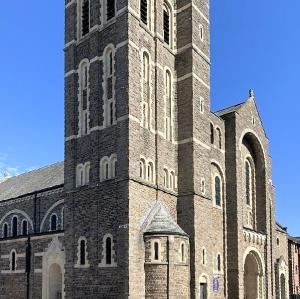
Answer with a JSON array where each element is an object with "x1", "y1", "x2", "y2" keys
[{"x1": 26, "y1": 235, "x2": 31, "y2": 299}]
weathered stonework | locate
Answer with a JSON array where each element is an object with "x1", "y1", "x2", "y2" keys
[{"x1": 0, "y1": 1, "x2": 293, "y2": 299}]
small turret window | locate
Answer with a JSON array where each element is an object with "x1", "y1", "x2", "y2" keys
[{"x1": 154, "y1": 241, "x2": 159, "y2": 261}]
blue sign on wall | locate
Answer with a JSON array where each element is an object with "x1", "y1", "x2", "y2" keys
[{"x1": 213, "y1": 276, "x2": 220, "y2": 293}]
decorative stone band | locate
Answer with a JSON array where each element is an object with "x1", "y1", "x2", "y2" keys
[{"x1": 243, "y1": 227, "x2": 266, "y2": 246}]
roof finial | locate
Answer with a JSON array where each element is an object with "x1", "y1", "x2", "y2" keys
[{"x1": 249, "y1": 89, "x2": 255, "y2": 99}]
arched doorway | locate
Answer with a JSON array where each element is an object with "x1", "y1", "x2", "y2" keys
[
  {"x1": 244, "y1": 251, "x2": 264, "y2": 299},
  {"x1": 280, "y1": 273, "x2": 286, "y2": 299},
  {"x1": 48, "y1": 263, "x2": 62, "y2": 299},
  {"x1": 199, "y1": 275, "x2": 208, "y2": 299}
]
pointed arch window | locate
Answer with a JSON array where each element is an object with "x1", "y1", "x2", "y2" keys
[
  {"x1": 103, "y1": 47, "x2": 116, "y2": 127},
  {"x1": 215, "y1": 176, "x2": 222, "y2": 207},
  {"x1": 12, "y1": 216, "x2": 18, "y2": 237},
  {"x1": 163, "y1": 168, "x2": 169, "y2": 188}
]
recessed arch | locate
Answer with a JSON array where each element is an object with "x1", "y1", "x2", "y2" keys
[
  {"x1": 40, "y1": 199, "x2": 64, "y2": 232},
  {"x1": 0, "y1": 209, "x2": 33, "y2": 230}
]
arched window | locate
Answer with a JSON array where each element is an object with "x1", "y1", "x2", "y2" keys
[
  {"x1": 11, "y1": 250, "x2": 16, "y2": 271},
  {"x1": 105, "y1": 0, "x2": 116, "y2": 22},
  {"x1": 22, "y1": 220, "x2": 28, "y2": 236},
  {"x1": 216, "y1": 128, "x2": 222, "y2": 149},
  {"x1": 100, "y1": 157, "x2": 110, "y2": 181},
  {"x1": 215, "y1": 176, "x2": 222, "y2": 207},
  {"x1": 163, "y1": 168, "x2": 169, "y2": 188},
  {"x1": 76, "y1": 237, "x2": 89, "y2": 267},
  {"x1": 84, "y1": 162, "x2": 90, "y2": 185},
  {"x1": 169, "y1": 171, "x2": 175, "y2": 190},
  {"x1": 217, "y1": 254, "x2": 221, "y2": 272},
  {"x1": 100, "y1": 234, "x2": 117, "y2": 267},
  {"x1": 199, "y1": 24, "x2": 204, "y2": 42},
  {"x1": 154, "y1": 241, "x2": 160, "y2": 261},
  {"x1": 111, "y1": 155, "x2": 117, "y2": 178},
  {"x1": 147, "y1": 162, "x2": 154, "y2": 183},
  {"x1": 200, "y1": 97, "x2": 204, "y2": 114},
  {"x1": 50, "y1": 214, "x2": 57, "y2": 231},
  {"x1": 200, "y1": 178, "x2": 206, "y2": 195},
  {"x1": 106, "y1": 237, "x2": 112, "y2": 265},
  {"x1": 163, "y1": 4, "x2": 171, "y2": 46},
  {"x1": 245, "y1": 160, "x2": 253, "y2": 205},
  {"x1": 78, "y1": 61, "x2": 89, "y2": 136},
  {"x1": 3, "y1": 223, "x2": 8, "y2": 238},
  {"x1": 80, "y1": 239, "x2": 86, "y2": 265},
  {"x1": 165, "y1": 70, "x2": 173, "y2": 141},
  {"x1": 12, "y1": 216, "x2": 18, "y2": 237},
  {"x1": 210, "y1": 123, "x2": 214, "y2": 144},
  {"x1": 140, "y1": 158, "x2": 146, "y2": 180},
  {"x1": 76, "y1": 164, "x2": 84, "y2": 187},
  {"x1": 142, "y1": 52, "x2": 150, "y2": 128},
  {"x1": 202, "y1": 248, "x2": 206, "y2": 265},
  {"x1": 103, "y1": 47, "x2": 115, "y2": 127},
  {"x1": 140, "y1": 0, "x2": 148, "y2": 25}
]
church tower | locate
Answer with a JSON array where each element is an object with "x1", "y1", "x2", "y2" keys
[{"x1": 63, "y1": 0, "x2": 225, "y2": 298}]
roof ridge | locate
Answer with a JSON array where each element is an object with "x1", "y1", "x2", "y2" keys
[{"x1": 0, "y1": 161, "x2": 64, "y2": 184}]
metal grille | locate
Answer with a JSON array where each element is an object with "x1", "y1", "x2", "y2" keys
[
  {"x1": 163, "y1": 9, "x2": 170, "y2": 44},
  {"x1": 140, "y1": 0, "x2": 148, "y2": 25},
  {"x1": 107, "y1": 0, "x2": 116, "y2": 21},
  {"x1": 82, "y1": 0, "x2": 90, "y2": 36}
]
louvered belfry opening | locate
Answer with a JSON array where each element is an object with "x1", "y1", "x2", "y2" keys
[
  {"x1": 140, "y1": 0, "x2": 148, "y2": 25},
  {"x1": 107, "y1": 0, "x2": 116, "y2": 21},
  {"x1": 163, "y1": 5, "x2": 170, "y2": 44},
  {"x1": 82, "y1": 0, "x2": 90, "y2": 36}
]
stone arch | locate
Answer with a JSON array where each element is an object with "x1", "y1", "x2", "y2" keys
[
  {"x1": 0, "y1": 209, "x2": 33, "y2": 231},
  {"x1": 240, "y1": 131, "x2": 267, "y2": 233},
  {"x1": 243, "y1": 249, "x2": 264, "y2": 299},
  {"x1": 40, "y1": 199, "x2": 64, "y2": 232},
  {"x1": 199, "y1": 274, "x2": 209, "y2": 299},
  {"x1": 42, "y1": 237, "x2": 65, "y2": 299}
]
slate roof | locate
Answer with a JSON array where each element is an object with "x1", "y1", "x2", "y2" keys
[
  {"x1": 0, "y1": 162, "x2": 64, "y2": 202},
  {"x1": 276, "y1": 222, "x2": 288, "y2": 233},
  {"x1": 143, "y1": 202, "x2": 188, "y2": 237},
  {"x1": 215, "y1": 102, "x2": 245, "y2": 117}
]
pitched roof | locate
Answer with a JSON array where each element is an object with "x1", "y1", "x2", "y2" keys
[
  {"x1": 215, "y1": 102, "x2": 245, "y2": 117},
  {"x1": 276, "y1": 222, "x2": 288, "y2": 233},
  {"x1": 0, "y1": 162, "x2": 64, "y2": 202},
  {"x1": 143, "y1": 202, "x2": 188, "y2": 237}
]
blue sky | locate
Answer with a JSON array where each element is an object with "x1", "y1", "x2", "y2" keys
[{"x1": 0, "y1": 2, "x2": 299, "y2": 235}]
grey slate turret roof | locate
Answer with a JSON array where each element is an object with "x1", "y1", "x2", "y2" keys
[
  {"x1": 142, "y1": 202, "x2": 188, "y2": 237},
  {"x1": 0, "y1": 162, "x2": 64, "y2": 202}
]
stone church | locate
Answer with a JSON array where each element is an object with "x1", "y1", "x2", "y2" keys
[{"x1": 0, "y1": 0, "x2": 291, "y2": 298}]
